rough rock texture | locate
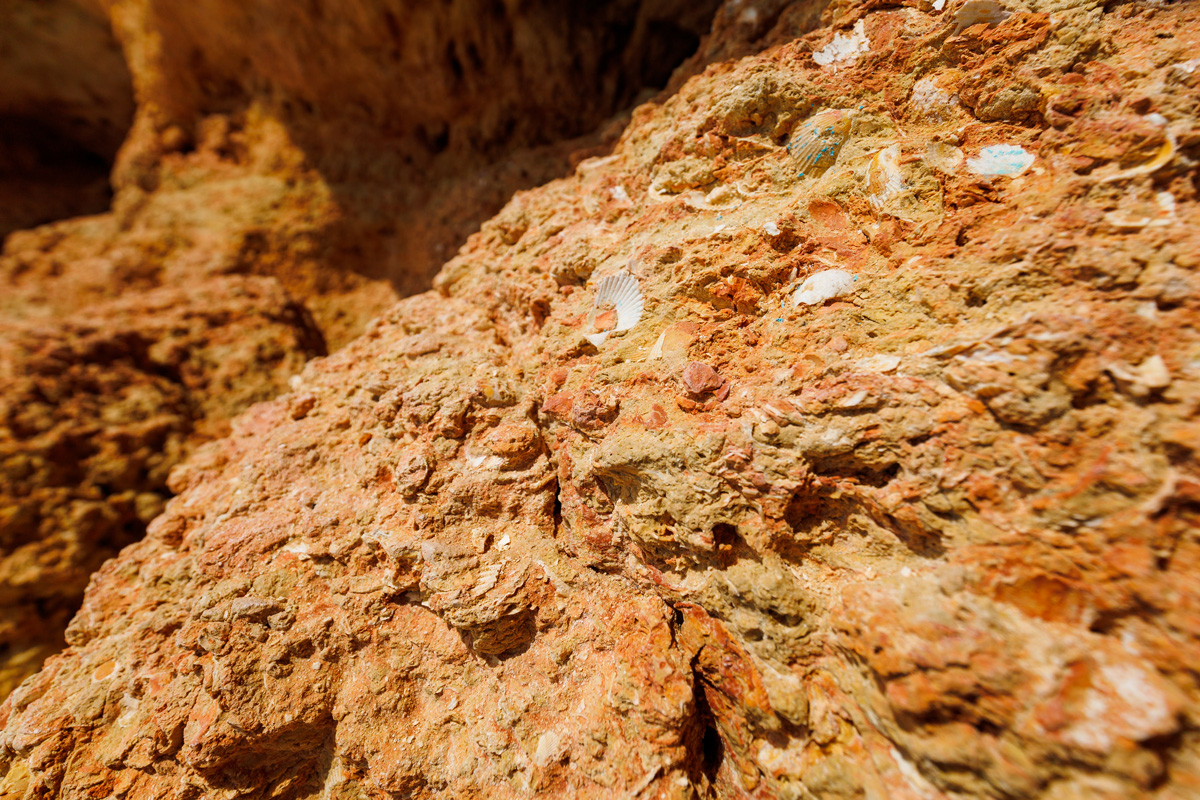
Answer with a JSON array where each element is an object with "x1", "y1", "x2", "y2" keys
[
  {"x1": 3, "y1": 0, "x2": 1200, "y2": 798},
  {"x1": 3, "y1": 0, "x2": 723, "y2": 342},
  {"x1": 0, "y1": 0, "x2": 722, "y2": 701},
  {"x1": 0, "y1": 278, "x2": 325, "y2": 699}
]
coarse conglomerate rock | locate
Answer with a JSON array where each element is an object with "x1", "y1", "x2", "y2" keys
[
  {"x1": 0, "y1": 0, "x2": 722, "y2": 699},
  {"x1": 3, "y1": 0, "x2": 1200, "y2": 798},
  {"x1": 0, "y1": 278, "x2": 325, "y2": 700}
]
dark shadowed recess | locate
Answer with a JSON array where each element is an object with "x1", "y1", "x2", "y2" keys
[
  {"x1": 124, "y1": 0, "x2": 724, "y2": 299},
  {"x1": 0, "y1": 0, "x2": 136, "y2": 241},
  {"x1": 284, "y1": 0, "x2": 727, "y2": 297}
]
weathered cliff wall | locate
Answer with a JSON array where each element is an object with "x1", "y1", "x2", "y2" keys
[{"x1": 2, "y1": 0, "x2": 1199, "y2": 798}]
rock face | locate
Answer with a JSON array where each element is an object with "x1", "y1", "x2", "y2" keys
[
  {"x1": 0, "y1": 0, "x2": 722, "y2": 702},
  {"x1": 3, "y1": 0, "x2": 1200, "y2": 798},
  {"x1": 0, "y1": 278, "x2": 325, "y2": 699}
]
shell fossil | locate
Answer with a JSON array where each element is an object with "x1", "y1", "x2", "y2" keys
[
  {"x1": 792, "y1": 269, "x2": 859, "y2": 307},
  {"x1": 812, "y1": 19, "x2": 870, "y2": 69},
  {"x1": 585, "y1": 271, "x2": 644, "y2": 346},
  {"x1": 953, "y1": 0, "x2": 1011, "y2": 35},
  {"x1": 966, "y1": 144, "x2": 1035, "y2": 176},
  {"x1": 925, "y1": 141, "x2": 965, "y2": 174},
  {"x1": 789, "y1": 108, "x2": 858, "y2": 179},
  {"x1": 865, "y1": 144, "x2": 905, "y2": 209}
]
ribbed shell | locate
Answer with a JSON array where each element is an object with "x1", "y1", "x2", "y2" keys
[
  {"x1": 865, "y1": 144, "x2": 905, "y2": 210},
  {"x1": 790, "y1": 109, "x2": 857, "y2": 179},
  {"x1": 585, "y1": 271, "x2": 644, "y2": 346}
]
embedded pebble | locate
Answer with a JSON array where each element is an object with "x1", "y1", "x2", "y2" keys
[
  {"x1": 792, "y1": 269, "x2": 859, "y2": 307},
  {"x1": 967, "y1": 144, "x2": 1035, "y2": 176},
  {"x1": 681, "y1": 362, "x2": 725, "y2": 396}
]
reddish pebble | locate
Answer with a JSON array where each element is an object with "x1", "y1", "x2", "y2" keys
[{"x1": 681, "y1": 362, "x2": 724, "y2": 396}]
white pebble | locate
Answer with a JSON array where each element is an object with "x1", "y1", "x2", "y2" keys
[{"x1": 792, "y1": 269, "x2": 859, "y2": 307}]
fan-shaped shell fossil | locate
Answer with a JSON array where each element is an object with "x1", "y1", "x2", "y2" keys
[
  {"x1": 1097, "y1": 114, "x2": 1176, "y2": 184},
  {"x1": 789, "y1": 108, "x2": 858, "y2": 179},
  {"x1": 924, "y1": 141, "x2": 964, "y2": 174},
  {"x1": 585, "y1": 271, "x2": 644, "y2": 346}
]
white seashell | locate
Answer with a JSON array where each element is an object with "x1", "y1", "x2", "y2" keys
[
  {"x1": 585, "y1": 271, "x2": 644, "y2": 346},
  {"x1": 966, "y1": 144, "x2": 1034, "y2": 176},
  {"x1": 702, "y1": 185, "x2": 741, "y2": 209},
  {"x1": 648, "y1": 330, "x2": 667, "y2": 360},
  {"x1": 790, "y1": 108, "x2": 858, "y2": 179},
  {"x1": 910, "y1": 75, "x2": 960, "y2": 122},
  {"x1": 534, "y1": 731, "x2": 563, "y2": 767},
  {"x1": 1107, "y1": 355, "x2": 1171, "y2": 396},
  {"x1": 813, "y1": 19, "x2": 870, "y2": 69},
  {"x1": 793, "y1": 269, "x2": 859, "y2": 307},
  {"x1": 1105, "y1": 190, "x2": 1176, "y2": 229},
  {"x1": 925, "y1": 141, "x2": 964, "y2": 174},
  {"x1": 953, "y1": 0, "x2": 1011, "y2": 35},
  {"x1": 763, "y1": 221, "x2": 781, "y2": 236},
  {"x1": 865, "y1": 145, "x2": 905, "y2": 210}
]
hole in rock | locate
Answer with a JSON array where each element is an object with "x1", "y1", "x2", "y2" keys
[{"x1": 702, "y1": 724, "x2": 725, "y2": 777}]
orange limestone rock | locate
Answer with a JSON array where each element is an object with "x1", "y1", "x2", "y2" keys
[{"x1": 2, "y1": 0, "x2": 1200, "y2": 798}]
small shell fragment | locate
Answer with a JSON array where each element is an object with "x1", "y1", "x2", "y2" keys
[
  {"x1": 925, "y1": 141, "x2": 965, "y2": 174},
  {"x1": 813, "y1": 19, "x2": 870, "y2": 69},
  {"x1": 953, "y1": 0, "x2": 1011, "y2": 35},
  {"x1": 865, "y1": 144, "x2": 905, "y2": 210},
  {"x1": 854, "y1": 354, "x2": 901, "y2": 373},
  {"x1": 1105, "y1": 190, "x2": 1176, "y2": 229},
  {"x1": 646, "y1": 323, "x2": 697, "y2": 361},
  {"x1": 790, "y1": 108, "x2": 858, "y2": 179},
  {"x1": 585, "y1": 271, "x2": 644, "y2": 346},
  {"x1": 910, "y1": 74, "x2": 961, "y2": 122},
  {"x1": 793, "y1": 269, "x2": 859, "y2": 307},
  {"x1": 966, "y1": 144, "x2": 1034, "y2": 176},
  {"x1": 700, "y1": 185, "x2": 742, "y2": 210},
  {"x1": 1107, "y1": 355, "x2": 1171, "y2": 397},
  {"x1": 1097, "y1": 115, "x2": 1176, "y2": 184}
]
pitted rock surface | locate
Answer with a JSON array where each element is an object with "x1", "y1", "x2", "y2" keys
[{"x1": 2, "y1": 0, "x2": 1200, "y2": 798}]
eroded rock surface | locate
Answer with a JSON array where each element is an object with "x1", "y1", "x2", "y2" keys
[
  {"x1": 0, "y1": 0, "x2": 722, "y2": 697},
  {"x1": 3, "y1": 0, "x2": 1200, "y2": 798}
]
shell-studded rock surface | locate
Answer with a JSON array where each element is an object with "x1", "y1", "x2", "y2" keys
[
  {"x1": 3, "y1": 0, "x2": 1200, "y2": 799},
  {"x1": 0, "y1": 0, "x2": 723, "y2": 702}
]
